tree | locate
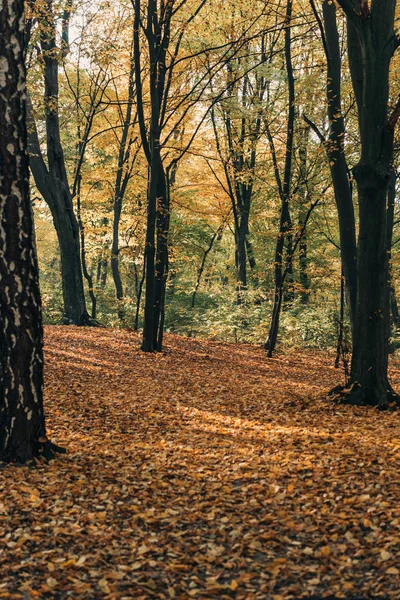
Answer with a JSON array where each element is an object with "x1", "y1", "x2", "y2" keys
[
  {"x1": 334, "y1": 0, "x2": 400, "y2": 406},
  {"x1": 27, "y1": 0, "x2": 91, "y2": 325},
  {"x1": 0, "y1": 0, "x2": 63, "y2": 462},
  {"x1": 209, "y1": 38, "x2": 268, "y2": 294},
  {"x1": 264, "y1": 0, "x2": 295, "y2": 355},
  {"x1": 308, "y1": 0, "x2": 357, "y2": 332}
]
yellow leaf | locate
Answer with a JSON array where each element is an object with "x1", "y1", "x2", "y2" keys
[
  {"x1": 62, "y1": 559, "x2": 76, "y2": 568},
  {"x1": 230, "y1": 580, "x2": 238, "y2": 591},
  {"x1": 76, "y1": 556, "x2": 87, "y2": 567},
  {"x1": 99, "y1": 578, "x2": 110, "y2": 594},
  {"x1": 380, "y1": 549, "x2": 391, "y2": 561},
  {"x1": 46, "y1": 577, "x2": 58, "y2": 589},
  {"x1": 320, "y1": 545, "x2": 331, "y2": 557}
]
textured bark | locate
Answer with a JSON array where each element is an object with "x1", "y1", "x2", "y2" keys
[{"x1": 0, "y1": 0, "x2": 48, "y2": 462}]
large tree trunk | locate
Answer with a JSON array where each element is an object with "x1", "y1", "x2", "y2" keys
[
  {"x1": 335, "y1": 0, "x2": 400, "y2": 407},
  {"x1": 0, "y1": 0, "x2": 62, "y2": 463},
  {"x1": 349, "y1": 166, "x2": 392, "y2": 405}
]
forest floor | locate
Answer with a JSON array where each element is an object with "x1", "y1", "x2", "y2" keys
[{"x1": 0, "y1": 326, "x2": 400, "y2": 599}]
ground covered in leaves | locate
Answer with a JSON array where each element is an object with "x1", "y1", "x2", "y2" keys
[{"x1": 1, "y1": 327, "x2": 400, "y2": 599}]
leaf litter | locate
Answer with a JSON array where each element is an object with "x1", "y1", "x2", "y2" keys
[{"x1": 0, "y1": 326, "x2": 399, "y2": 599}]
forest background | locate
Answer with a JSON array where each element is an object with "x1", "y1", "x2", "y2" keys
[{"x1": 28, "y1": 0, "x2": 400, "y2": 357}]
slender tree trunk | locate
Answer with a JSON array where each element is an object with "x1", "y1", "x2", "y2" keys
[
  {"x1": 298, "y1": 123, "x2": 310, "y2": 304},
  {"x1": 141, "y1": 161, "x2": 158, "y2": 351},
  {"x1": 134, "y1": 255, "x2": 146, "y2": 331},
  {"x1": 309, "y1": 0, "x2": 357, "y2": 330},
  {"x1": 76, "y1": 174, "x2": 96, "y2": 319},
  {"x1": 335, "y1": 269, "x2": 350, "y2": 378},
  {"x1": 26, "y1": 0, "x2": 89, "y2": 325},
  {"x1": 323, "y1": 1, "x2": 357, "y2": 329},
  {"x1": 111, "y1": 196, "x2": 125, "y2": 321},
  {"x1": 0, "y1": 0, "x2": 63, "y2": 462},
  {"x1": 265, "y1": 0, "x2": 295, "y2": 356},
  {"x1": 236, "y1": 222, "x2": 248, "y2": 291},
  {"x1": 110, "y1": 40, "x2": 136, "y2": 321},
  {"x1": 154, "y1": 167, "x2": 169, "y2": 350}
]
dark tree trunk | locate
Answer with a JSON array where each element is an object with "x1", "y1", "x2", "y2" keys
[
  {"x1": 322, "y1": 0, "x2": 357, "y2": 330},
  {"x1": 309, "y1": 0, "x2": 357, "y2": 329},
  {"x1": 349, "y1": 167, "x2": 392, "y2": 404},
  {"x1": 28, "y1": 101, "x2": 88, "y2": 323},
  {"x1": 141, "y1": 161, "x2": 158, "y2": 351},
  {"x1": 26, "y1": 0, "x2": 89, "y2": 325},
  {"x1": 154, "y1": 167, "x2": 169, "y2": 351},
  {"x1": 0, "y1": 0, "x2": 62, "y2": 463},
  {"x1": 76, "y1": 174, "x2": 96, "y2": 319},
  {"x1": 335, "y1": 0, "x2": 400, "y2": 407},
  {"x1": 134, "y1": 255, "x2": 146, "y2": 331},
  {"x1": 134, "y1": 0, "x2": 173, "y2": 352},
  {"x1": 265, "y1": 0, "x2": 295, "y2": 356},
  {"x1": 211, "y1": 77, "x2": 260, "y2": 294},
  {"x1": 111, "y1": 193, "x2": 125, "y2": 320}
]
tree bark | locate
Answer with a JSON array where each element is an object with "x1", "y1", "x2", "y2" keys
[
  {"x1": 0, "y1": 0, "x2": 63, "y2": 462},
  {"x1": 27, "y1": 0, "x2": 89, "y2": 325},
  {"x1": 335, "y1": 0, "x2": 400, "y2": 407},
  {"x1": 309, "y1": 0, "x2": 357, "y2": 329}
]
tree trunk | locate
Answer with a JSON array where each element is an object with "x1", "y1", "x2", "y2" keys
[
  {"x1": 349, "y1": 166, "x2": 392, "y2": 405},
  {"x1": 0, "y1": 0, "x2": 63, "y2": 463},
  {"x1": 141, "y1": 161, "x2": 158, "y2": 351},
  {"x1": 154, "y1": 166, "x2": 169, "y2": 350},
  {"x1": 26, "y1": 0, "x2": 89, "y2": 325},
  {"x1": 335, "y1": 0, "x2": 400, "y2": 407},
  {"x1": 297, "y1": 123, "x2": 310, "y2": 304},
  {"x1": 48, "y1": 188, "x2": 89, "y2": 324},
  {"x1": 309, "y1": 0, "x2": 357, "y2": 329},
  {"x1": 76, "y1": 174, "x2": 96, "y2": 319},
  {"x1": 265, "y1": 0, "x2": 295, "y2": 356},
  {"x1": 111, "y1": 197, "x2": 125, "y2": 321}
]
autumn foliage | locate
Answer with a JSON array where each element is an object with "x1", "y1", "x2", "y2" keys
[{"x1": 0, "y1": 327, "x2": 399, "y2": 598}]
